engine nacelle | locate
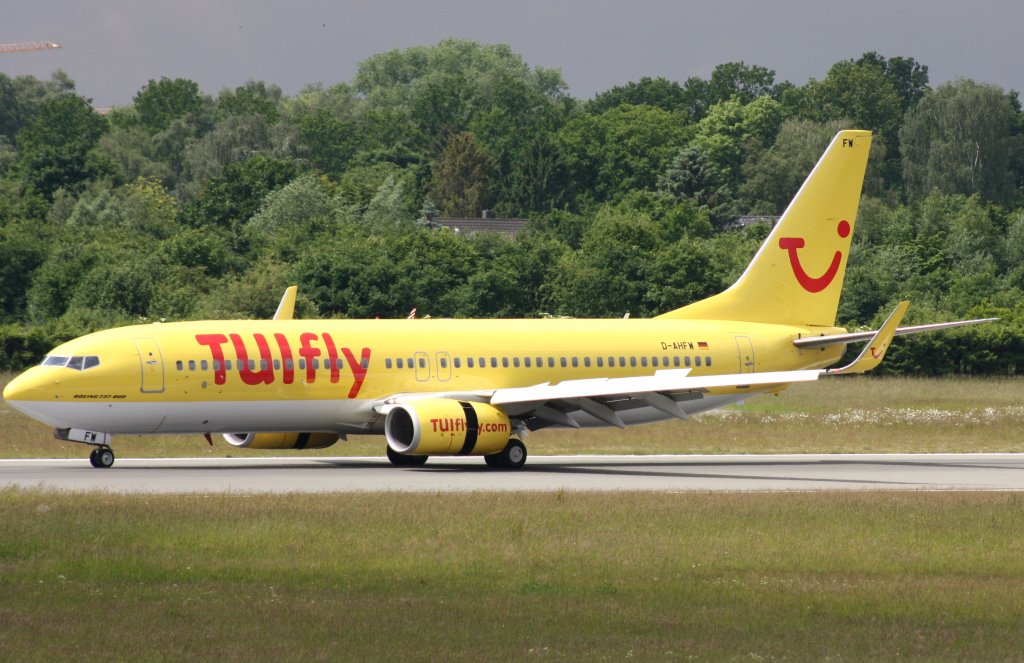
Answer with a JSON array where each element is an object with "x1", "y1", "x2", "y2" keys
[
  {"x1": 385, "y1": 399, "x2": 511, "y2": 456},
  {"x1": 223, "y1": 432, "x2": 340, "y2": 450}
]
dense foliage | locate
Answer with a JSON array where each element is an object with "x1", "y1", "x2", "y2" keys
[{"x1": 2, "y1": 40, "x2": 1023, "y2": 373}]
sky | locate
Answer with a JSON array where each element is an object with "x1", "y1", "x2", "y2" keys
[{"x1": 3, "y1": 0, "x2": 1022, "y2": 107}]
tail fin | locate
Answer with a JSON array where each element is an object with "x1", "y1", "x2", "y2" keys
[{"x1": 658, "y1": 130, "x2": 872, "y2": 327}]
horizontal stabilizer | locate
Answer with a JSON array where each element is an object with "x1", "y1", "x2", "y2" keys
[{"x1": 793, "y1": 316, "x2": 999, "y2": 349}]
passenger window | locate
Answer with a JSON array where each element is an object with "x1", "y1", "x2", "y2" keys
[
  {"x1": 467, "y1": 358, "x2": 474, "y2": 368},
  {"x1": 597, "y1": 357, "x2": 603, "y2": 368},
  {"x1": 695, "y1": 356, "x2": 702, "y2": 367},
  {"x1": 524, "y1": 357, "x2": 531, "y2": 368},
  {"x1": 630, "y1": 357, "x2": 637, "y2": 368},
  {"x1": 584, "y1": 357, "x2": 591, "y2": 368},
  {"x1": 641, "y1": 357, "x2": 648, "y2": 368},
  {"x1": 502, "y1": 358, "x2": 509, "y2": 368},
  {"x1": 547, "y1": 357, "x2": 555, "y2": 368},
  {"x1": 272, "y1": 359, "x2": 280, "y2": 370},
  {"x1": 386, "y1": 358, "x2": 393, "y2": 369},
  {"x1": 419, "y1": 358, "x2": 426, "y2": 369},
  {"x1": 188, "y1": 360, "x2": 196, "y2": 371},
  {"x1": 513, "y1": 357, "x2": 520, "y2": 368},
  {"x1": 560, "y1": 357, "x2": 567, "y2": 368},
  {"x1": 571, "y1": 357, "x2": 579, "y2": 368},
  {"x1": 673, "y1": 356, "x2": 681, "y2": 367},
  {"x1": 298, "y1": 359, "x2": 306, "y2": 370},
  {"x1": 312, "y1": 358, "x2": 320, "y2": 370},
  {"x1": 454, "y1": 357, "x2": 461, "y2": 369},
  {"x1": 226, "y1": 360, "x2": 233, "y2": 370},
  {"x1": 490, "y1": 357, "x2": 498, "y2": 368},
  {"x1": 479, "y1": 357, "x2": 486, "y2": 368},
  {"x1": 397, "y1": 358, "x2": 404, "y2": 369},
  {"x1": 684, "y1": 357, "x2": 691, "y2": 367},
  {"x1": 176, "y1": 360, "x2": 184, "y2": 371},
  {"x1": 261, "y1": 359, "x2": 269, "y2": 371},
  {"x1": 284, "y1": 359, "x2": 292, "y2": 371},
  {"x1": 705, "y1": 356, "x2": 712, "y2": 367},
  {"x1": 619, "y1": 356, "x2": 626, "y2": 367},
  {"x1": 201, "y1": 360, "x2": 209, "y2": 371},
  {"x1": 651, "y1": 357, "x2": 659, "y2": 367},
  {"x1": 536, "y1": 357, "x2": 543, "y2": 367},
  {"x1": 440, "y1": 357, "x2": 448, "y2": 369}
]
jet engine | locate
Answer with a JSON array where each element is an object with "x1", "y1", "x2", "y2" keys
[
  {"x1": 223, "y1": 432, "x2": 339, "y2": 449},
  {"x1": 385, "y1": 398, "x2": 511, "y2": 456}
]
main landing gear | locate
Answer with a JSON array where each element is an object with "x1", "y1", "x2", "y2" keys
[
  {"x1": 88, "y1": 446, "x2": 115, "y2": 469},
  {"x1": 484, "y1": 438, "x2": 527, "y2": 469},
  {"x1": 384, "y1": 438, "x2": 528, "y2": 469},
  {"x1": 386, "y1": 446, "x2": 429, "y2": 467}
]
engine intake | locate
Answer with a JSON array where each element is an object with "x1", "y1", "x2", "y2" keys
[
  {"x1": 223, "y1": 432, "x2": 339, "y2": 450},
  {"x1": 385, "y1": 399, "x2": 511, "y2": 456}
]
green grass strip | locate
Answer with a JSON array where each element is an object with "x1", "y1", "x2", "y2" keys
[{"x1": 3, "y1": 489, "x2": 1024, "y2": 661}]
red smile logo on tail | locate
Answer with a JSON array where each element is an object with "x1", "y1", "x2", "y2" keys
[{"x1": 778, "y1": 220, "x2": 850, "y2": 293}]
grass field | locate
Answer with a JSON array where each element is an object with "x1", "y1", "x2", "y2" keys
[
  {"x1": 3, "y1": 373, "x2": 1023, "y2": 458},
  {"x1": 3, "y1": 489, "x2": 1024, "y2": 661}
]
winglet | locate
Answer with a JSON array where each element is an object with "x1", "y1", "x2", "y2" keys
[
  {"x1": 826, "y1": 301, "x2": 909, "y2": 375},
  {"x1": 273, "y1": 286, "x2": 298, "y2": 320}
]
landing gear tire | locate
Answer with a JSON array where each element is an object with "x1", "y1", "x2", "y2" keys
[
  {"x1": 386, "y1": 446, "x2": 428, "y2": 467},
  {"x1": 485, "y1": 438, "x2": 527, "y2": 469},
  {"x1": 89, "y1": 447, "x2": 115, "y2": 468}
]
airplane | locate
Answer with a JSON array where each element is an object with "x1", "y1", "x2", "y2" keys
[{"x1": 2, "y1": 130, "x2": 995, "y2": 469}]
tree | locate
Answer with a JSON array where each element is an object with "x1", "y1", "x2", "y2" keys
[
  {"x1": 587, "y1": 77, "x2": 690, "y2": 116},
  {"x1": 557, "y1": 105, "x2": 691, "y2": 205},
  {"x1": 428, "y1": 132, "x2": 497, "y2": 217},
  {"x1": 133, "y1": 78, "x2": 205, "y2": 133},
  {"x1": 217, "y1": 81, "x2": 282, "y2": 123},
  {"x1": 679, "y1": 62, "x2": 779, "y2": 122},
  {"x1": 659, "y1": 147, "x2": 732, "y2": 226},
  {"x1": 15, "y1": 93, "x2": 109, "y2": 197},
  {"x1": 900, "y1": 80, "x2": 1020, "y2": 204},
  {"x1": 181, "y1": 155, "x2": 299, "y2": 240}
]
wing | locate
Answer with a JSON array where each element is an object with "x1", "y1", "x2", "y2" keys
[
  {"x1": 487, "y1": 302, "x2": 909, "y2": 430},
  {"x1": 488, "y1": 368, "x2": 824, "y2": 429}
]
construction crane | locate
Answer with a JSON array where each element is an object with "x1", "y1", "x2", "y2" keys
[{"x1": 0, "y1": 41, "x2": 61, "y2": 54}]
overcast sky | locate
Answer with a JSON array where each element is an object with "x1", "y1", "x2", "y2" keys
[{"x1": 4, "y1": 0, "x2": 1022, "y2": 107}]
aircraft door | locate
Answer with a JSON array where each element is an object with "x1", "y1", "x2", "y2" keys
[
  {"x1": 414, "y1": 352, "x2": 430, "y2": 382},
  {"x1": 134, "y1": 337, "x2": 165, "y2": 393},
  {"x1": 436, "y1": 352, "x2": 452, "y2": 382},
  {"x1": 735, "y1": 336, "x2": 755, "y2": 373}
]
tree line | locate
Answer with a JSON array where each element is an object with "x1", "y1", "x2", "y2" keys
[{"x1": 1, "y1": 39, "x2": 1023, "y2": 374}]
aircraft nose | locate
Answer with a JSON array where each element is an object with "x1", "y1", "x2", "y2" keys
[
  {"x1": 3, "y1": 371, "x2": 31, "y2": 402},
  {"x1": 3, "y1": 367, "x2": 51, "y2": 408}
]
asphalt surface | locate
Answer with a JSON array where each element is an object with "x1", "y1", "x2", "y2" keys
[{"x1": 2, "y1": 453, "x2": 1024, "y2": 493}]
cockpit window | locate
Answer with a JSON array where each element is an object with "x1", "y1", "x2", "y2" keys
[{"x1": 41, "y1": 355, "x2": 100, "y2": 370}]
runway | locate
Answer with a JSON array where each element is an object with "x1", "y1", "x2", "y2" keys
[{"x1": 2, "y1": 453, "x2": 1024, "y2": 493}]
